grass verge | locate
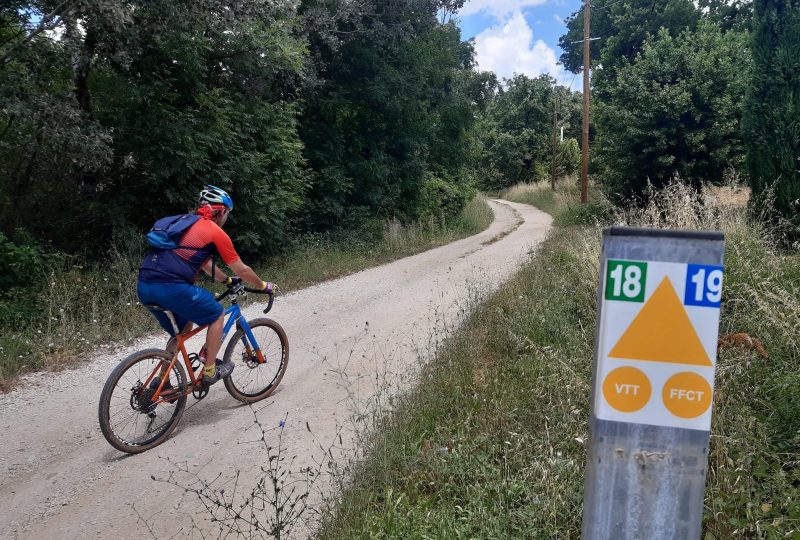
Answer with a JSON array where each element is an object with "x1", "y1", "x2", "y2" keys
[
  {"x1": 318, "y1": 182, "x2": 800, "y2": 538},
  {"x1": 0, "y1": 196, "x2": 493, "y2": 389},
  {"x1": 500, "y1": 179, "x2": 612, "y2": 226},
  {"x1": 258, "y1": 195, "x2": 494, "y2": 291}
]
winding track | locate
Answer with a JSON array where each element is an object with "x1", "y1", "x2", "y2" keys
[{"x1": 0, "y1": 199, "x2": 551, "y2": 539}]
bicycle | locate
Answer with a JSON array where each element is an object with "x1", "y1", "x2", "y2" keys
[{"x1": 98, "y1": 282, "x2": 288, "y2": 454}]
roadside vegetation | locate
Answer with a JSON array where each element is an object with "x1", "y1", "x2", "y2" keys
[
  {"x1": 0, "y1": 196, "x2": 492, "y2": 389},
  {"x1": 318, "y1": 181, "x2": 800, "y2": 538}
]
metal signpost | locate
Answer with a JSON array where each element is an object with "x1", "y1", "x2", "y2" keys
[{"x1": 583, "y1": 227, "x2": 725, "y2": 539}]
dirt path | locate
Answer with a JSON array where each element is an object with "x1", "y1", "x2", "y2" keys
[{"x1": 0, "y1": 199, "x2": 551, "y2": 539}]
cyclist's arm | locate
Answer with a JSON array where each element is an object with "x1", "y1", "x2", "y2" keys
[
  {"x1": 201, "y1": 260, "x2": 228, "y2": 283},
  {"x1": 210, "y1": 224, "x2": 270, "y2": 290},
  {"x1": 228, "y1": 259, "x2": 266, "y2": 288}
]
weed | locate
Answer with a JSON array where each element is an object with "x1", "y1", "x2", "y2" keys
[{"x1": 149, "y1": 408, "x2": 342, "y2": 540}]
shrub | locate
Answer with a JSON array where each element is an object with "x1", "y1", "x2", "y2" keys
[
  {"x1": 557, "y1": 138, "x2": 581, "y2": 177},
  {"x1": 0, "y1": 231, "x2": 45, "y2": 292},
  {"x1": 416, "y1": 174, "x2": 475, "y2": 221}
]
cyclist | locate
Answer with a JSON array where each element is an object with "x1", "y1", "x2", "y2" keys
[{"x1": 137, "y1": 185, "x2": 275, "y2": 385}]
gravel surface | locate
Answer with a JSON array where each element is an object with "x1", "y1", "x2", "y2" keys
[{"x1": 0, "y1": 199, "x2": 551, "y2": 539}]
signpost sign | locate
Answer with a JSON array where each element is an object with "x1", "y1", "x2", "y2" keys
[{"x1": 583, "y1": 227, "x2": 725, "y2": 539}]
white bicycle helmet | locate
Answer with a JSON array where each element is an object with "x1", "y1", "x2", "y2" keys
[{"x1": 199, "y1": 185, "x2": 234, "y2": 210}]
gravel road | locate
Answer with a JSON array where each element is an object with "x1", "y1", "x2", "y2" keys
[{"x1": 0, "y1": 199, "x2": 551, "y2": 539}]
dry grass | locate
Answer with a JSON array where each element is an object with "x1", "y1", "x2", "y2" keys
[
  {"x1": 500, "y1": 180, "x2": 611, "y2": 226},
  {"x1": 707, "y1": 185, "x2": 751, "y2": 208}
]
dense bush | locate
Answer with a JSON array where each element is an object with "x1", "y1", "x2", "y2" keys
[
  {"x1": 0, "y1": 232, "x2": 45, "y2": 291},
  {"x1": 416, "y1": 174, "x2": 475, "y2": 221},
  {"x1": 596, "y1": 23, "x2": 750, "y2": 202},
  {"x1": 557, "y1": 138, "x2": 581, "y2": 177},
  {"x1": 743, "y1": 0, "x2": 800, "y2": 236},
  {"x1": 0, "y1": 0, "x2": 484, "y2": 261}
]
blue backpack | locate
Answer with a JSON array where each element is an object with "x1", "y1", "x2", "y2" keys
[{"x1": 146, "y1": 214, "x2": 201, "y2": 250}]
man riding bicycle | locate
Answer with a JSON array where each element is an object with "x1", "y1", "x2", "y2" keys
[{"x1": 137, "y1": 185, "x2": 274, "y2": 385}]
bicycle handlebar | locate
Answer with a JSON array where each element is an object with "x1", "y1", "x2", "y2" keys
[{"x1": 214, "y1": 283, "x2": 275, "y2": 314}]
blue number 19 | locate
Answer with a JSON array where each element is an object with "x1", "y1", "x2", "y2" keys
[{"x1": 685, "y1": 264, "x2": 724, "y2": 308}]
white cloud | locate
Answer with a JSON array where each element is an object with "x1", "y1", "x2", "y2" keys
[
  {"x1": 459, "y1": 0, "x2": 548, "y2": 19},
  {"x1": 472, "y1": 11, "x2": 562, "y2": 82}
]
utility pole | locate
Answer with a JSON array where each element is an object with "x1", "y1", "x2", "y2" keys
[
  {"x1": 551, "y1": 91, "x2": 558, "y2": 190},
  {"x1": 580, "y1": 0, "x2": 590, "y2": 204}
]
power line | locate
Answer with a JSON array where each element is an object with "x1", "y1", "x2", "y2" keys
[{"x1": 590, "y1": 0, "x2": 628, "y2": 11}]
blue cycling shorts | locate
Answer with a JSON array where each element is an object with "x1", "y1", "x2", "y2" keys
[{"x1": 137, "y1": 281, "x2": 224, "y2": 336}]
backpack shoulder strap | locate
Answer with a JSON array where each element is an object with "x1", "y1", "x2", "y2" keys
[{"x1": 169, "y1": 214, "x2": 203, "y2": 251}]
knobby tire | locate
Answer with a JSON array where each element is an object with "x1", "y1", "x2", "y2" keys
[
  {"x1": 98, "y1": 349, "x2": 187, "y2": 454},
  {"x1": 223, "y1": 318, "x2": 289, "y2": 403}
]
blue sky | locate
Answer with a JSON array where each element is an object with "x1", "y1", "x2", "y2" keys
[{"x1": 455, "y1": 0, "x2": 583, "y2": 88}]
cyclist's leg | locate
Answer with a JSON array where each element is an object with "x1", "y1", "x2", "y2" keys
[
  {"x1": 138, "y1": 281, "x2": 179, "y2": 336},
  {"x1": 138, "y1": 283, "x2": 228, "y2": 379},
  {"x1": 139, "y1": 282, "x2": 217, "y2": 341},
  {"x1": 204, "y1": 313, "x2": 225, "y2": 367},
  {"x1": 171, "y1": 286, "x2": 231, "y2": 378}
]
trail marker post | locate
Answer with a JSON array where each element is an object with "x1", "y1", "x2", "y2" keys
[{"x1": 582, "y1": 227, "x2": 725, "y2": 539}]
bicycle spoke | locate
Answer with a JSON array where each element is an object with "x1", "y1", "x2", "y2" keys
[
  {"x1": 101, "y1": 353, "x2": 185, "y2": 450},
  {"x1": 225, "y1": 322, "x2": 287, "y2": 399}
]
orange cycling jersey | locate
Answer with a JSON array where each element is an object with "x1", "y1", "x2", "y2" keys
[
  {"x1": 138, "y1": 216, "x2": 240, "y2": 284},
  {"x1": 175, "y1": 219, "x2": 240, "y2": 267}
]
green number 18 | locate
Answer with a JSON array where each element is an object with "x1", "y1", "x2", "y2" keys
[{"x1": 605, "y1": 260, "x2": 647, "y2": 302}]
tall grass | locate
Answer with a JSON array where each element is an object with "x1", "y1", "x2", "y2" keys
[
  {"x1": 254, "y1": 195, "x2": 493, "y2": 292},
  {"x1": 0, "y1": 250, "x2": 159, "y2": 389},
  {"x1": 0, "y1": 196, "x2": 494, "y2": 389},
  {"x1": 500, "y1": 179, "x2": 612, "y2": 226},
  {"x1": 318, "y1": 181, "x2": 800, "y2": 538}
]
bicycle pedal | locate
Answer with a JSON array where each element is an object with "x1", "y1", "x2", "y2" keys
[{"x1": 192, "y1": 382, "x2": 209, "y2": 401}]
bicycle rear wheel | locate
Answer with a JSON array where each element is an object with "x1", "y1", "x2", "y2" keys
[
  {"x1": 99, "y1": 349, "x2": 187, "y2": 453},
  {"x1": 223, "y1": 318, "x2": 288, "y2": 403}
]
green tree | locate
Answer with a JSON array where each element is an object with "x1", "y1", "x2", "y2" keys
[
  {"x1": 299, "y1": 0, "x2": 480, "y2": 228},
  {"x1": 555, "y1": 86, "x2": 584, "y2": 145},
  {"x1": 557, "y1": 138, "x2": 581, "y2": 177},
  {"x1": 559, "y1": 0, "x2": 700, "y2": 81},
  {"x1": 0, "y1": 1, "x2": 308, "y2": 257},
  {"x1": 476, "y1": 74, "x2": 556, "y2": 189},
  {"x1": 699, "y1": 0, "x2": 753, "y2": 31},
  {"x1": 596, "y1": 24, "x2": 750, "y2": 201},
  {"x1": 743, "y1": 0, "x2": 800, "y2": 234},
  {"x1": 0, "y1": 0, "x2": 487, "y2": 262}
]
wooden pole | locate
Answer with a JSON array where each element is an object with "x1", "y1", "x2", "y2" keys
[
  {"x1": 581, "y1": 0, "x2": 590, "y2": 204},
  {"x1": 551, "y1": 92, "x2": 558, "y2": 190}
]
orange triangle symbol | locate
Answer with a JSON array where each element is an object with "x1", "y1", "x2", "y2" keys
[{"x1": 609, "y1": 277, "x2": 711, "y2": 366}]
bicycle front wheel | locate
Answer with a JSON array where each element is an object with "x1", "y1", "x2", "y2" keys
[
  {"x1": 98, "y1": 349, "x2": 187, "y2": 453},
  {"x1": 223, "y1": 318, "x2": 289, "y2": 403}
]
